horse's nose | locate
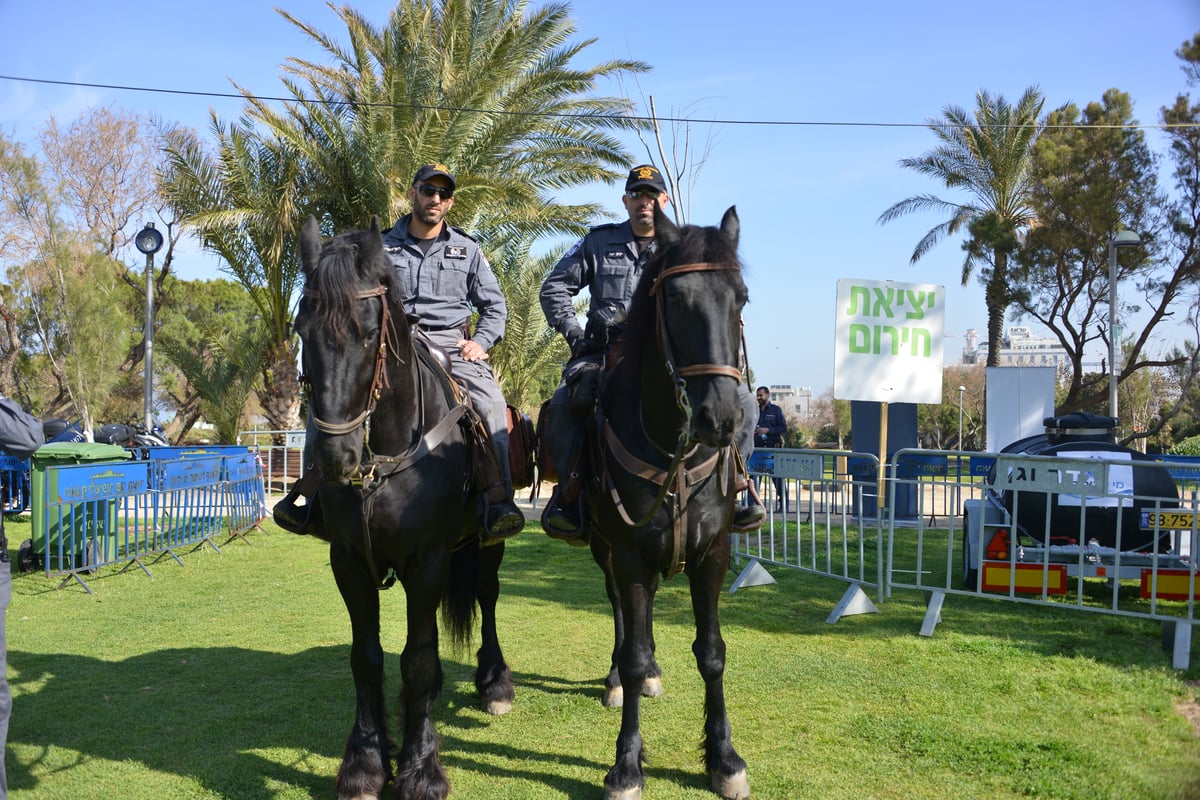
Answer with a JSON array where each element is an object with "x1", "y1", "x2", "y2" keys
[
  {"x1": 312, "y1": 433, "x2": 363, "y2": 482},
  {"x1": 690, "y1": 384, "x2": 741, "y2": 446}
]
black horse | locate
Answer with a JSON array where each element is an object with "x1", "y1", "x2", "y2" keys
[
  {"x1": 585, "y1": 206, "x2": 751, "y2": 800},
  {"x1": 294, "y1": 216, "x2": 514, "y2": 800}
]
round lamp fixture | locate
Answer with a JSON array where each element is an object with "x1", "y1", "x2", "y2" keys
[{"x1": 135, "y1": 223, "x2": 163, "y2": 255}]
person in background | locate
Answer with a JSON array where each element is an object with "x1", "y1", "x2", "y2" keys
[
  {"x1": 0, "y1": 394, "x2": 42, "y2": 799},
  {"x1": 538, "y1": 164, "x2": 765, "y2": 544},
  {"x1": 754, "y1": 385, "x2": 788, "y2": 511}
]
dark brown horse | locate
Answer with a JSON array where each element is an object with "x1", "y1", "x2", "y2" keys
[
  {"x1": 586, "y1": 206, "x2": 751, "y2": 800},
  {"x1": 294, "y1": 216, "x2": 513, "y2": 800}
]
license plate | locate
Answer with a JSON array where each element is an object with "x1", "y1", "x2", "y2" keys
[{"x1": 1140, "y1": 511, "x2": 1199, "y2": 529}]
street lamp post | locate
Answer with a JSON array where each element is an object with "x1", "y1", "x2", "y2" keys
[
  {"x1": 957, "y1": 385, "x2": 965, "y2": 451},
  {"x1": 955, "y1": 384, "x2": 966, "y2": 520},
  {"x1": 1107, "y1": 230, "x2": 1143, "y2": 420},
  {"x1": 135, "y1": 223, "x2": 164, "y2": 433}
]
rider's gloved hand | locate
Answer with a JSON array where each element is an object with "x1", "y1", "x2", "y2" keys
[
  {"x1": 581, "y1": 302, "x2": 626, "y2": 354},
  {"x1": 565, "y1": 327, "x2": 586, "y2": 359}
]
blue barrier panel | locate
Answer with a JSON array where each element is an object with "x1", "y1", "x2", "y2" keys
[
  {"x1": 156, "y1": 456, "x2": 224, "y2": 554},
  {"x1": 896, "y1": 453, "x2": 948, "y2": 478},
  {"x1": 41, "y1": 461, "x2": 150, "y2": 578},
  {"x1": 1154, "y1": 454, "x2": 1200, "y2": 494},
  {"x1": 224, "y1": 452, "x2": 266, "y2": 537},
  {"x1": 969, "y1": 456, "x2": 996, "y2": 477},
  {"x1": 0, "y1": 453, "x2": 30, "y2": 512},
  {"x1": 746, "y1": 450, "x2": 774, "y2": 474}
]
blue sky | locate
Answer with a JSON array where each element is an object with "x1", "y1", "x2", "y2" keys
[{"x1": 2, "y1": 0, "x2": 1196, "y2": 397}]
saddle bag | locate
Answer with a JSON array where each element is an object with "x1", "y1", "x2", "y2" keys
[
  {"x1": 506, "y1": 403, "x2": 537, "y2": 489},
  {"x1": 534, "y1": 399, "x2": 557, "y2": 484}
]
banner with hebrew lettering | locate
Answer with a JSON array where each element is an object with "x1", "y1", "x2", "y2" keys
[{"x1": 833, "y1": 279, "x2": 945, "y2": 404}]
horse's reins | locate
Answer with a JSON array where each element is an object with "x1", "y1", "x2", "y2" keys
[{"x1": 602, "y1": 260, "x2": 746, "y2": 578}]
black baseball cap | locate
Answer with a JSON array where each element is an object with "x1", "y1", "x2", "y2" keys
[
  {"x1": 412, "y1": 163, "x2": 456, "y2": 190},
  {"x1": 625, "y1": 164, "x2": 666, "y2": 193}
]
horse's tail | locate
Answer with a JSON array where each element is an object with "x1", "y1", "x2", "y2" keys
[{"x1": 440, "y1": 542, "x2": 481, "y2": 650}]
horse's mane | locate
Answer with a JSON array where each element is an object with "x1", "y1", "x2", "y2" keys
[
  {"x1": 611, "y1": 216, "x2": 742, "y2": 382},
  {"x1": 302, "y1": 227, "x2": 396, "y2": 347}
]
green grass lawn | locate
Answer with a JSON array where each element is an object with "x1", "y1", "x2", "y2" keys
[{"x1": 5, "y1": 514, "x2": 1198, "y2": 799}]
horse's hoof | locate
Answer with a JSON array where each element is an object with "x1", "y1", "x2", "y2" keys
[
  {"x1": 603, "y1": 685, "x2": 623, "y2": 708},
  {"x1": 641, "y1": 676, "x2": 663, "y2": 698},
  {"x1": 484, "y1": 698, "x2": 512, "y2": 715},
  {"x1": 712, "y1": 769, "x2": 750, "y2": 799},
  {"x1": 604, "y1": 784, "x2": 642, "y2": 800}
]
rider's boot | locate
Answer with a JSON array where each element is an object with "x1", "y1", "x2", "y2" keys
[
  {"x1": 479, "y1": 435, "x2": 524, "y2": 546},
  {"x1": 539, "y1": 401, "x2": 588, "y2": 546},
  {"x1": 730, "y1": 476, "x2": 767, "y2": 532},
  {"x1": 273, "y1": 469, "x2": 322, "y2": 535}
]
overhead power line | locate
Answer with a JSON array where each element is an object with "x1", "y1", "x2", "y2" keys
[{"x1": 1, "y1": 74, "x2": 1196, "y2": 130}]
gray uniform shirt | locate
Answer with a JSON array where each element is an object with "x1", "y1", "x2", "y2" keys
[
  {"x1": 539, "y1": 220, "x2": 657, "y2": 342},
  {"x1": 382, "y1": 215, "x2": 507, "y2": 349}
]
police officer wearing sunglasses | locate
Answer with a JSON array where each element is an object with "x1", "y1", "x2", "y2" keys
[
  {"x1": 538, "y1": 165, "x2": 765, "y2": 543},
  {"x1": 380, "y1": 164, "x2": 524, "y2": 540}
]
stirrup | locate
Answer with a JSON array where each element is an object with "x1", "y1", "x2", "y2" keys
[
  {"x1": 541, "y1": 488, "x2": 588, "y2": 546},
  {"x1": 482, "y1": 499, "x2": 524, "y2": 547},
  {"x1": 731, "y1": 501, "x2": 766, "y2": 532},
  {"x1": 273, "y1": 471, "x2": 321, "y2": 534}
]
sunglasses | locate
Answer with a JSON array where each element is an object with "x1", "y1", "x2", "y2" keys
[
  {"x1": 415, "y1": 184, "x2": 454, "y2": 200},
  {"x1": 627, "y1": 188, "x2": 661, "y2": 200}
]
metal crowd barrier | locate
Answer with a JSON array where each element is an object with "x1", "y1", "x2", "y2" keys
[
  {"x1": 734, "y1": 446, "x2": 1199, "y2": 669},
  {"x1": 236, "y1": 429, "x2": 306, "y2": 495},
  {"x1": 33, "y1": 448, "x2": 267, "y2": 593},
  {"x1": 887, "y1": 447, "x2": 1196, "y2": 669},
  {"x1": 0, "y1": 453, "x2": 31, "y2": 512},
  {"x1": 731, "y1": 448, "x2": 887, "y2": 622}
]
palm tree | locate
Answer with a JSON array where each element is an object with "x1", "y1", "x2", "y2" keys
[
  {"x1": 878, "y1": 87, "x2": 1045, "y2": 366},
  {"x1": 488, "y1": 238, "x2": 572, "y2": 411},
  {"x1": 163, "y1": 0, "x2": 651, "y2": 424},
  {"x1": 159, "y1": 118, "x2": 308, "y2": 435},
  {"x1": 243, "y1": 0, "x2": 649, "y2": 240}
]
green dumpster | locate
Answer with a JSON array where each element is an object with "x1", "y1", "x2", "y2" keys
[{"x1": 30, "y1": 442, "x2": 131, "y2": 571}]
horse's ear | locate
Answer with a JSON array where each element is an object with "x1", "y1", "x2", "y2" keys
[
  {"x1": 364, "y1": 216, "x2": 383, "y2": 259},
  {"x1": 299, "y1": 215, "x2": 322, "y2": 275},
  {"x1": 655, "y1": 204, "x2": 681, "y2": 247},
  {"x1": 719, "y1": 206, "x2": 739, "y2": 249}
]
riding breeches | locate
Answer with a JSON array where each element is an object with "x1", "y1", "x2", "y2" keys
[{"x1": 423, "y1": 329, "x2": 512, "y2": 485}]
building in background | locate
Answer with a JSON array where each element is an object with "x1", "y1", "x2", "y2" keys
[
  {"x1": 768, "y1": 385, "x2": 812, "y2": 418},
  {"x1": 966, "y1": 326, "x2": 1069, "y2": 371}
]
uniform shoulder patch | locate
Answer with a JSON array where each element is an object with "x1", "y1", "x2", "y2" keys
[{"x1": 562, "y1": 237, "x2": 585, "y2": 259}]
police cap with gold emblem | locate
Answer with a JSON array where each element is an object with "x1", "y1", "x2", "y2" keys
[
  {"x1": 412, "y1": 163, "x2": 456, "y2": 191},
  {"x1": 625, "y1": 164, "x2": 666, "y2": 193}
]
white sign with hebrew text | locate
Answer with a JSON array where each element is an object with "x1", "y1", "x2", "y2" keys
[{"x1": 833, "y1": 279, "x2": 945, "y2": 404}]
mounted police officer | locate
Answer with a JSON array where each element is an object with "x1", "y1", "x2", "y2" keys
[
  {"x1": 382, "y1": 164, "x2": 524, "y2": 541},
  {"x1": 275, "y1": 165, "x2": 524, "y2": 542},
  {"x1": 538, "y1": 164, "x2": 765, "y2": 544}
]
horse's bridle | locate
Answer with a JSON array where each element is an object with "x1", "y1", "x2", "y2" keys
[
  {"x1": 648, "y1": 261, "x2": 745, "y2": 429},
  {"x1": 305, "y1": 284, "x2": 398, "y2": 442},
  {"x1": 602, "y1": 260, "x2": 751, "y2": 575}
]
